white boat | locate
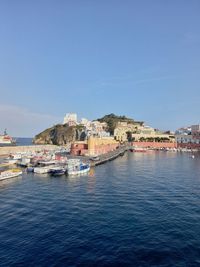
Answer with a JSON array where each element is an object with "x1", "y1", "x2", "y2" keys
[
  {"x1": 17, "y1": 157, "x2": 31, "y2": 167},
  {"x1": 0, "y1": 169, "x2": 22, "y2": 181},
  {"x1": 37, "y1": 160, "x2": 56, "y2": 166},
  {"x1": 4, "y1": 153, "x2": 22, "y2": 165},
  {"x1": 0, "y1": 129, "x2": 16, "y2": 146},
  {"x1": 6, "y1": 153, "x2": 22, "y2": 161},
  {"x1": 67, "y1": 163, "x2": 90, "y2": 176},
  {"x1": 130, "y1": 147, "x2": 147, "y2": 152},
  {"x1": 34, "y1": 165, "x2": 55, "y2": 174},
  {"x1": 5, "y1": 159, "x2": 19, "y2": 165}
]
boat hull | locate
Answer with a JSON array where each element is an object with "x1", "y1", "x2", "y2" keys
[
  {"x1": 0, "y1": 171, "x2": 22, "y2": 181},
  {"x1": 68, "y1": 166, "x2": 90, "y2": 176},
  {"x1": 130, "y1": 148, "x2": 147, "y2": 152},
  {"x1": 49, "y1": 167, "x2": 66, "y2": 176}
]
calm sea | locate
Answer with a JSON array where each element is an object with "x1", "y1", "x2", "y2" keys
[
  {"x1": 0, "y1": 152, "x2": 200, "y2": 266},
  {"x1": 15, "y1": 137, "x2": 33, "y2": 146}
]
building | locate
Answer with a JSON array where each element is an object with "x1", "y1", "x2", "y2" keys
[
  {"x1": 80, "y1": 118, "x2": 89, "y2": 126},
  {"x1": 132, "y1": 126, "x2": 175, "y2": 142},
  {"x1": 114, "y1": 121, "x2": 143, "y2": 142},
  {"x1": 114, "y1": 120, "x2": 176, "y2": 143},
  {"x1": 63, "y1": 113, "x2": 78, "y2": 126},
  {"x1": 191, "y1": 125, "x2": 200, "y2": 132},
  {"x1": 86, "y1": 121, "x2": 109, "y2": 138},
  {"x1": 70, "y1": 136, "x2": 119, "y2": 156},
  {"x1": 175, "y1": 124, "x2": 200, "y2": 149}
]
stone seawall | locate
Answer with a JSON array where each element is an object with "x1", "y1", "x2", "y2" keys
[
  {"x1": 0, "y1": 145, "x2": 59, "y2": 156},
  {"x1": 131, "y1": 141, "x2": 177, "y2": 149}
]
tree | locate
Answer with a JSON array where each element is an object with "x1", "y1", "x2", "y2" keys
[{"x1": 126, "y1": 131, "x2": 133, "y2": 142}]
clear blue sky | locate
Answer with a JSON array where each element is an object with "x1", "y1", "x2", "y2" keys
[{"x1": 0, "y1": 0, "x2": 200, "y2": 136}]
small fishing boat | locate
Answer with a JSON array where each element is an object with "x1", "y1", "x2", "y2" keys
[
  {"x1": 26, "y1": 166, "x2": 34, "y2": 172},
  {"x1": 17, "y1": 157, "x2": 31, "y2": 167},
  {"x1": 34, "y1": 165, "x2": 55, "y2": 174},
  {"x1": 49, "y1": 166, "x2": 66, "y2": 176},
  {"x1": 67, "y1": 162, "x2": 90, "y2": 176},
  {"x1": 4, "y1": 153, "x2": 22, "y2": 165},
  {"x1": 130, "y1": 147, "x2": 147, "y2": 152},
  {"x1": 0, "y1": 169, "x2": 22, "y2": 181}
]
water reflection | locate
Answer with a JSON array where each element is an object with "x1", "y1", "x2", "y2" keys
[
  {"x1": 0, "y1": 176, "x2": 22, "y2": 189},
  {"x1": 87, "y1": 168, "x2": 96, "y2": 193}
]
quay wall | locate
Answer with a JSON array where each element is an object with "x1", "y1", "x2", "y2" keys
[
  {"x1": 177, "y1": 143, "x2": 200, "y2": 150},
  {"x1": 131, "y1": 141, "x2": 177, "y2": 149},
  {"x1": 0, "y1": 145, "x2": 58, "y2": 156}
]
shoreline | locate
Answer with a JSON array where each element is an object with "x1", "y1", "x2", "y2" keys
[{"x1": 0, "y1": 144, "x2": 199, "y2": 164}]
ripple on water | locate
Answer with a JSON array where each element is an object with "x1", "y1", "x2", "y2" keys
[{"x1": 0, "y1": 152, "x2": 200, "y2": 266}]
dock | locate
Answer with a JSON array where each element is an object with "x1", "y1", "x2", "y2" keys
[{"x1": 90, "y1": 145, "x2": 128, "y2": 167}]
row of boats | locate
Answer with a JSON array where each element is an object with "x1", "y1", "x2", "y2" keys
[
  {"x1": 27, "y1": 159, "x2": 90, "y2": 176},
  {"x1": 0, "y1": 150, "x2": 91, "y2": 181}
]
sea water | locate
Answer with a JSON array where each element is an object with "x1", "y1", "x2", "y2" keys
[{"x1": 0, "y1": 152, "x2": 200, "y2": 266}]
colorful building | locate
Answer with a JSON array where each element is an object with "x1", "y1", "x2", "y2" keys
[
  {"x1": 114, "y1": 121, "x2": 143, "y2": 142},
  {"x1": 70, "y1": 136, "x2": 119, "y2": 156},
  {"x1": 175, "y1": 124, "x2": 200, "y2": 149},
  {"x1": 114, "y1": 121, "x2": 175, "y2": 143}
]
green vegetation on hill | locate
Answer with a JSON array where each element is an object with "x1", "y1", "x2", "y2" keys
[
  {"x1": 33, "y1": 113, "x2": 143, "y2": 145},
  {"x1": 97, "y1": 113, "x2": 140, "y2": 135}
]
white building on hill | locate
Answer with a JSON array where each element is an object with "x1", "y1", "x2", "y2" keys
[{"x1": 63, "y1": 113, "x2": 77, "y2": 126}]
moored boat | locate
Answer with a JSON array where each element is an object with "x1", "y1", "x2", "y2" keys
[
  {"x1": 17, "y1": 157, "x2": 31, "y2": 167},
  {"x1": 0, "y1": 169, "x2": 22, "y2": 181},
  {"x1": 49, "y1": 166, "x2": 66, "y2": 176},
  {"x1": 130, "y1": 147, "x2": 147, "y2": 152},
  {"x1": 67, "y1": 162, "x2": 90, "y2": 176},
  {"x1": 33, "y1": 165, "x2": 55, "y2": 174},
  {"x1": 26, "y1": 166, "x2": 34, "y2": 172}
]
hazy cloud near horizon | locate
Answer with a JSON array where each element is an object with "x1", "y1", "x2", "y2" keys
[{"x1": 0, "y1": 104, "x2": 62, "y2": 137}]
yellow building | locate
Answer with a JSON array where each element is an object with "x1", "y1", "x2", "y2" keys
[
  {"x1": 88, "y1": 136, "x2": 119, "y2": 156},
  {"x1": 114, "y1": 121, "x2": 143, "y2": 142},
  {"x1": 132, "y1": 126, "x2": 175, "y2": 142},
  {"x1": 114, "y1": 122, "x2": 175, "y2": 143}
]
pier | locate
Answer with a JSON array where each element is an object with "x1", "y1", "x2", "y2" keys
[
  {"x1": 90, "y1": 145, "x2": 129, "y2": 166},
  {"x1": 66, "y1": 145, "x2": 129, "y2": 167}
]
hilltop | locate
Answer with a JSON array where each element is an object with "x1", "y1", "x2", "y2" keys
[
  {"x1": 33, "y1": 113, "x2": 141, "y2": 145},
  {"x1": 97, "y1": 113, "x2": 142, "y2": 135}
]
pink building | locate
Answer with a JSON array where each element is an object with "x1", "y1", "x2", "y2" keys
[{"x1": 71, "y1": 142, "x2": 88, "y2": 156}]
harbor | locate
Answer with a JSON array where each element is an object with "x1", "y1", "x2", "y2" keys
[
  {"x1": 0, "y1": 143, "x2": 129, "y2": 179},
  {"x1": 1, "y1": 1, "x2": 200, "y2": 265}
]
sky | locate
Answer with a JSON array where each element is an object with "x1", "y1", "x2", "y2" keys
[{"x1": 0, "y1": 0, "x2": 200, "y2": 137}]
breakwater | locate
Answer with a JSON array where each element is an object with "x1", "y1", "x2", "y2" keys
[
  {"x1": 90, "y1": 145, "x2": 128, "y2": 166},
  {"x1": 0, "y1": 145, "x2": 59, "y2": 156}
]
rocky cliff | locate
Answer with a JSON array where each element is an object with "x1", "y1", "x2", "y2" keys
[{"x1": 33, "y1": 124, "x2": 86, "y2": 145}]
